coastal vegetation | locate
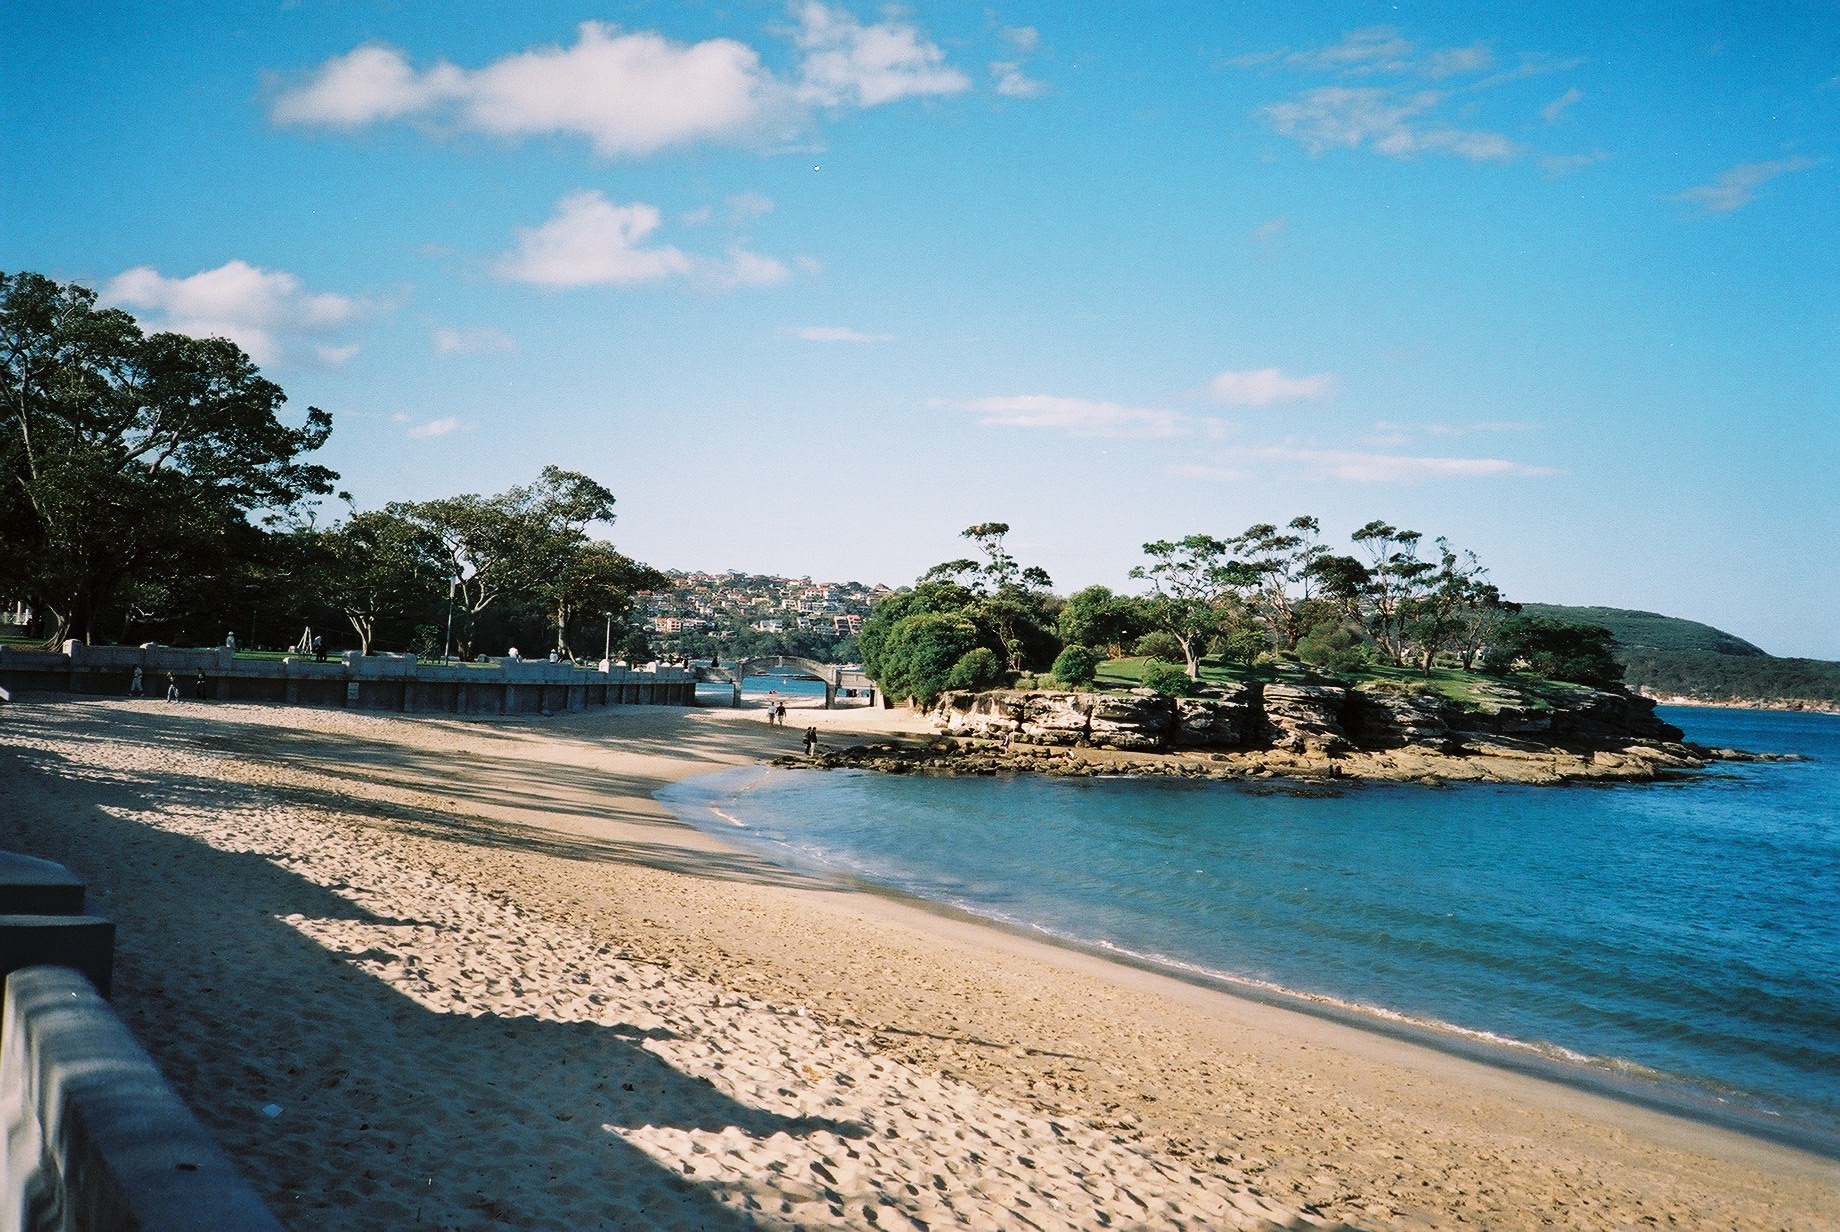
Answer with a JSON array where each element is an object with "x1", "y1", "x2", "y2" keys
[
  {"x1": 1, "y1": 270, "x2": 663, "y2": 660},
  {"x1": 863, "y1": 517, "x2": 1608, "y2": 707}
]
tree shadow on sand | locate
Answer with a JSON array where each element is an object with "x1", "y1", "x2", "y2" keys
[
  {"x1": 0, "y1": 731, "x2": 859, "y2": 1230},
  {"x1": 23, "y1": 698, "x2": 834, "y2": 891}
]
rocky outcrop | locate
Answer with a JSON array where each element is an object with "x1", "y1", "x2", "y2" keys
[
  {"x1": 934, "y1": 685, "x2": 1261, "y2": 751},
  {"x1": 932, "y1": 676, "x2": 1684, "y2": 758}
]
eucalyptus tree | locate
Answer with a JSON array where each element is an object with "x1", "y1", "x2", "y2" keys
[
  {"x1": 1349, "y1": 520, "x2": 1433, "y2": 666},
  {"x1": 920, "y1": 522, "x2": 1055, "y2": 672},
  {"x1": 1129, "y1": 534, "x2": 1256, "y2": 678},
  {"x1": 1231, "y1": 515, "x2": 1331, "y2": 653},
  {"x1": 393, "y1": 466, "x2": 618, "y2": 660},
  {"x1": 0, "y1": 271, "x2": 335, "y2": 644},
  {"x1": 311, "y1": 510, "x2": 447, "y2": 656}
]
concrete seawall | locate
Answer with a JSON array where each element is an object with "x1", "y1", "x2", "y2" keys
[{"x1": 0, "y1": 643, "x2": 695, "y2": 714}]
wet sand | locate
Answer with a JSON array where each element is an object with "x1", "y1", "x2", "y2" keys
[{"x1": 0, "y1": 696, "x2": 1833, "y2": 1229}]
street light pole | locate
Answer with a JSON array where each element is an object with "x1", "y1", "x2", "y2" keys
[{"x1": 603, "y1": 611, "x2": 614, "y2": 666}]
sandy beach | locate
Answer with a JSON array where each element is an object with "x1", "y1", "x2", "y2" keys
[{"x1": 0, "y1": 696, "x2": 1834, "y2": 1230}]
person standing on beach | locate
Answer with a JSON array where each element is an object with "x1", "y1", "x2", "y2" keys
[
  {"x1": 129, "y1": 666, "x2": 143, "y2": 698},
  {"x1": 803, "y1": 725, "x2": 818, "y2": 756},
  {"x1": 194, "y1": 670, "x2": 208, "y2": 700},
  {"x1": 164, "y1": 672, "x2": 179, "y2": 702}
]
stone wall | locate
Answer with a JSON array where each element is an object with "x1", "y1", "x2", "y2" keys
[
  {"x1": 2, "y1": 967, "x2": 283, "y2": 1232},
  {"x1": 0, "y1": 643, "x2": 696, "y2": 714},
  {"x1": 932, "y1": 678, "x2": 1682, "y2": 754}
]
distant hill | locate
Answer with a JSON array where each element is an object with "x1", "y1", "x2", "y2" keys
[
  {"x1": 1518, "y1": 604, "x2": 1768, "y2": 657},
  {"x1": 1522, "y1": 604, "x2": 1839, "y2": 709}
]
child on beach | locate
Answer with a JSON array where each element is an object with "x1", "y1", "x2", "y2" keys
[
  {"x1": 164, "y1": 672, "x2": 178, "y2": 702},
  {"x1": 129, "y1": 666, "x2": 143, "y2": 698}
]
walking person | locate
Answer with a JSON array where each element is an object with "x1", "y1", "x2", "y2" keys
[
  {"x1": 803, "y1": 725, "x2": 818, "y2": 756},
  {"x1": 129, "y1": 665, "x2": 143, "y2": 698},
  {"x1": 164, "y1": 672, "x2": 179, "y2": 702}
]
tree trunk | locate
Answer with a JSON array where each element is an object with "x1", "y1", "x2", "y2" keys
[{"x1": 348, "y1": 614, "x2": 374, "y2": 656}]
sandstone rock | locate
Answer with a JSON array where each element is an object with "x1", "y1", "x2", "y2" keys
[
  {"x1": 1258, "y1": 683, "x2": 1350, "y2": 754},
  {"x1": 1171, "y1": 684, "x2": 1255, "y2": 748}
]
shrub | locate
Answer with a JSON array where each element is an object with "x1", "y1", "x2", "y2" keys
[
  {"x1": 1207, "y1": 625, "x2": 1268, "y2": 665},
  {"x1": 1132, "y1": 631, "x2": 1183, "y2": 662},
  {"x1": 876, "y1": 611, "x2": 983, "y2": 705},
  {"x1": 1296, "y1": 622, "x2": 1368, "y2": 673},
  {"x1": 1140, "y1": 659, "x2": 1193, "y2": 697},
  {"x1": 1051, "y1": 643, "x2": 1104, "y2": 687},
  {"x1": 946, "y1": 646, "x2": 1007, "y2": 692}
]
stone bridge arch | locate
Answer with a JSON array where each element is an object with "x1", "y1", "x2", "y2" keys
[{"x1": 693, "y1": 655, "x2": 877, "y2": 708}]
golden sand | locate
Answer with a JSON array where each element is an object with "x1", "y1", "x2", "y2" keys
[{"x1": 0, "y1": 697, "x2": 1832, "y2": 1229}]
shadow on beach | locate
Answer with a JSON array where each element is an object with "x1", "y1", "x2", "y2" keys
[
  {"x1": 14, "y1": 697, "x2": 832, "y2": 892},
  {"x1": 0, "y1": 708, "x2": 858, "y2": 1229}
]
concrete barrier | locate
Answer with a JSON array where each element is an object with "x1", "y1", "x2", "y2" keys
[
  {"x1": 0, "y1": 643, "x2": 696, "y2": 716},
  {"x1": 1, "y1": 966, "x2": 283, "y2": 1232},
  {"x1": 0, "y1": 855, "x2": 85, "y2": 916}
]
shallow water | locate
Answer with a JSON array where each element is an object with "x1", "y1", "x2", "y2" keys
[{"x1": 659, "y1": 706, "x2": 1840, "y2": 1142}]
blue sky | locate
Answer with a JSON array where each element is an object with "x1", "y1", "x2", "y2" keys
[{"x1": 4, "y1": 2, "x2": 1836, "y2": 655}]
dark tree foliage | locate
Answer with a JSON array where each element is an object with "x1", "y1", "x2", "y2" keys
[
  {"x1": 0, "y1": 271, "x2": 335, "y2": 644},
  {"x1": 1485, "y1": 616, "x2": 1626, "y2": 687},
  {"x1": 1056, "y1": 585, "x2": 1150, "y2": 656}
]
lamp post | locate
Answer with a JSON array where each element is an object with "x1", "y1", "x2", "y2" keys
[{"x1": 602, "y1": 611, "x2": 614, "y2": 667}]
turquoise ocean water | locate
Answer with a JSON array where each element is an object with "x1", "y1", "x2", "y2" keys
[{"x1": 659, "y1": 706, "x2": 1840, "y2": 1148}]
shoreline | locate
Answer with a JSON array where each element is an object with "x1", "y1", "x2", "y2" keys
[
  {"x1": 1, "y1": 695, "x2": 1834, "y2": 1228},
  {"x1": 1648, "y1": 694, "x2": 1840, "y2": 715},
  {"x1": 664, "y1": 762, "x2": 1840, "y2": 1162}
]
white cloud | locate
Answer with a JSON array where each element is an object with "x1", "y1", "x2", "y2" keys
[
  {"x1": 702, "y1": 247, "x2": 792, "y2": 289},
  {"x1": 274, "y1": 12, "x2": 971, "y2": 157},
  {"x1": 1210, "y1": 445, "x2": 1558, "y2": 483},
  {"x1": 273, "y1": 23, "x2": 782, "y2": 157},
  {"x1": 1474, "y1": 55, "x2": 1585, "y2": 90},
  {"x1": 1420, "y1": 44, "x2": 1494, "y2": 79},
  {"x1": 101, "y1": 259, "x2": 363, "y2": 367},
  {"x1": 1263, "y1": 87, "x2": 1519, "y2": 162},
  {"x1": 431, "y1": 326, "x2": 517, "y2": 357},
  {"x1": 1252, "y1": 216, "x2": 1290, "y2": 241},
  {"x1": 1207, "y1": 367, "x2": 1336, "y2": 406},
  {"x1": 1669, "y1": 156, "x2": 1818, "y2": 213},
  {"x1": 1541, "y1": 149, "x2": 1610, "y2": 176},
  {"x1": 793, "y1": 2, "x2": 970, "y2": 108},
  {"x1": 1001, "y1": 26, "x2": 1040, "y2": 55},
  {"x1": 496, "y1": 191, "x2": 692, "y2": 287},
  {"x1": 1542, "y1": 87, "x2": 1583, "y2": 123},
  {"x1": 792, "y1": 325, "x2": 893, "y2": 342},
  {"x1": 991, "y1": 61, "x2": 1044, "y2": 98},
  {"x1": 940, "y1": 394, "x2": 1184, "y2": 439},
  {"x1": 726, "y1": 190, "x2": 775, "y2": 220},
  {"x1": 495, "y1": 191, "x2": 796, "y2": 290},
  {"x1": 406, "y1": 416, "x2": 462, "y2": 439},
  {"x1": 270, "y1": 43, "x2": 462, "y2": 126},
  {"x1": 1286, "y1": 27, "x2": 1415, "y2": 74},
  {"x1": 315, "y1": 343, "x2": 361, "y2": 367}
]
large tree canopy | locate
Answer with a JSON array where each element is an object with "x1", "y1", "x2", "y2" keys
[
  {"x1": 392, "y1": 466, "x2": 660, "y2": 660},
  {"x1": 0, "y1": 271, "x2": 335, "y2": 644}
]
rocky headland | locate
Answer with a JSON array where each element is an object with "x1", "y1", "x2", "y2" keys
[{"x1": 785, "y1": 678, "x2": 1797, "y2": 786}]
